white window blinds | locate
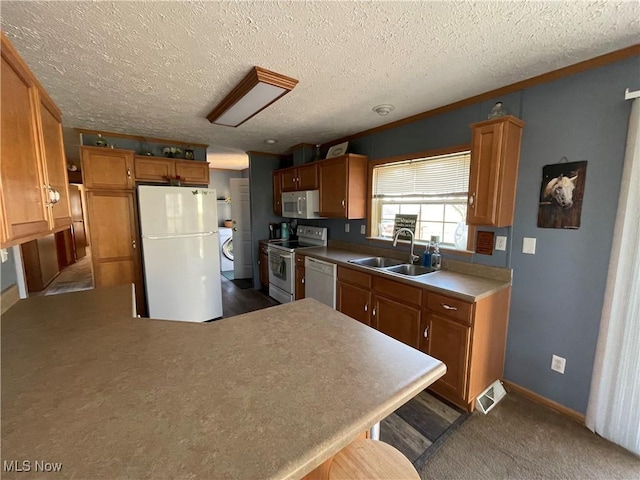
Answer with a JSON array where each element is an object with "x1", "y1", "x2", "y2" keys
[{"x1": 373, "y1": 151, "x2": 471, "y2": 198}]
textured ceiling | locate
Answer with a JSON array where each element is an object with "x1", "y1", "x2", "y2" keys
[{"x1": 2, "y1": 1, "x2": 638, "y2": 169}]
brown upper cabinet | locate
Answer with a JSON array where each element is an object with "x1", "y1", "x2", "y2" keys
[
  {"x1": 467, "y1": 115, "x2": 524, "y2": 227},
  {"x1": 1, "y1": 33, "x2": 71, "y2": 248},
  {"x1": 318, "y1": 154, "x2": 368, "y2": 219},
  {"x1": 174, "y1": 160, "x2": 210, "y2": 185},
  {"x1": 81, "y1": 147, "x2": 135, "y2": 190},
  {"x1": 272, "y1": 154, "x2": 368, "y2": 219},
  {"x1": 281, "y1": 163, "x2": 318, "y2": 192},
  {"x1": 133, "y1": 156, "x2": 174, "y2": 183}
]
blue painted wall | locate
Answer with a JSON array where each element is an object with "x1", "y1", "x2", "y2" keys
[
  {"x1": 1, "y1": 248, "x2": 18, "y2": 291},
  {"x1": 248, "y1": 152, "x2": 289, "y2": 288},
  {"x1": 81, "y1": 133, "x2": 207, "y2": 161},
  {"x1": 252, "y1": 55, "x2": 640, "y2": 413}
]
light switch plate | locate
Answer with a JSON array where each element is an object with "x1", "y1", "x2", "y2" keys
[
  {"x1": 360, "y1": 225, "x2": 366, "y2": 235},
  {"x1": 522, "y1": 237, "x2": 536, "y2": 254},
  {"x1": 495, "y1": 236, "x2": 507, "y2": 251},
  {"x1": 0, "y1": 248, "x2": 8, "y2": 263},
  {"x1": 344, "y1": 223, "x2": 350, "y2": 233}
]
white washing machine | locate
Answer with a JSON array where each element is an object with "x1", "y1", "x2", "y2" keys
[{"x1": 218, "y1": 227, "x2": 234, "y2": 272}]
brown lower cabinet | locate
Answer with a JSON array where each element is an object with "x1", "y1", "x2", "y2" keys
[
  {"x1": 373, "y1": 295, "x2": 422, "y2": 350},
  {"x1": 20, "y1": 234, "x2": 60, "y2": 292},
  {"x1": 258, "y1": 243, "x2": 269, "y2": 293},
  {"x1": 337, "y1": 265, "x2": 372, "y2": 326},
  {"x1": 336, "y1": 263, "x2": 510, "y2": 412},
  {"x1": 337, "y1": 282, "x2": 371, "y2": 326},
  {"x1": 424, "y1": 313, "x2": 471, "y2": 402}
]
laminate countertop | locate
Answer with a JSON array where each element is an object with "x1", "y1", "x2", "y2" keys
[
  {"x1": 298, "y1": 247, "x2": 511, "y2": 302},
  {"x1": 1, "y1": 285, "x2": 445, "y2": 479}
]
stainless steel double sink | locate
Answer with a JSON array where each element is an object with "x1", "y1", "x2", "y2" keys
[{"x1": 348, "y1": 257, "x2": 436, "y2": 277}]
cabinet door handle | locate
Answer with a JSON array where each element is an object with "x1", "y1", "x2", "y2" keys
[
  {"x1": 441, "y1": 303, "x2": 458, "y2": 311},
  {"x1": 364, "y1": 304, "x2": 368, "y2": 312},
  {"x1": 132, "y1": 240, "x2": 137, "y2": 249},
  {"x1": 423, "y1": 327, "x2": 429, "y2": 338},
  {"x1": 468, "y1": 193, "x2": 475, "y2": 207},
  {"x1": 127, "y1": 168, "x2": 132, "y2": 179},
  {"x1": 341, "y1": 199, "x2": 346, "y2": 208},
  {"x1": 372, "y1": 307, "x2": 376, "y2": 317},
  {"x1": 301, "y1": 278, "x2": 305, "y2": 284}
]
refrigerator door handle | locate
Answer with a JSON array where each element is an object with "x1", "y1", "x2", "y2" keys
[{"x1": 145, "y1": 232, "x2": 216, "y2": 240}]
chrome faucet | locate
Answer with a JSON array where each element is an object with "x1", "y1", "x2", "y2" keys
[{"x1": 393, "y1": 228, "x2": 420, "y2": 264}]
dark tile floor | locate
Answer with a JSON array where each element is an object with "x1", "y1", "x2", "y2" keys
[
  {"x1": 382, "y1": 390, "x2": 469, "y2": 465},
  {"x1": 219, "y1": 276, "x2": 279, "y2": 317},
  {"x1": 30, "y1": 252, "x2": 94, "y2": 297}
]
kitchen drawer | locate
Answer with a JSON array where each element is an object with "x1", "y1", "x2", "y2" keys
[
  {"x1": 426, "y1": 292, "x2": 473, "y2": 325},
  {"x1": 337, "y1": 266, "x2": 371, "y2": 289},
  {"x1": 296, "y1": 253, "x2": 306, "y2": 265},
  {"x1": 259, "y1": 243, "x2": 269, "y2": 255},
  {"x1": 372, "y1": 276, "x2": 421, "y2": 307}
]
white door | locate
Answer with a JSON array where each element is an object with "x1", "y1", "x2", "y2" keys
[{"x1": 230, "y1": 178, "x2": 252, "y2": 279}]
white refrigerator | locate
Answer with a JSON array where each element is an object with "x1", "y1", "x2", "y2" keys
[{"x1": 138, "y1": 186, "x2": 223, "y2": 322}]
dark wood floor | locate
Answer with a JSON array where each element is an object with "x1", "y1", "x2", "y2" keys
[
  {"x1": 219, "y1": 276, "x2": 279, "y2": 318},
  {"x1": 382, "y1": 390, "x2": 469, "y2": 465}
]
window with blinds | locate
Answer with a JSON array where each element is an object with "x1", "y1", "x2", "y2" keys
[{"x1": 371, "y1": 150, "x2": 471, "y2": 248}]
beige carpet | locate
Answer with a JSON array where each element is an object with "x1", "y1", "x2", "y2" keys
[{"x1": 418, "y1": 392, "x2": 639, "y2": 480}]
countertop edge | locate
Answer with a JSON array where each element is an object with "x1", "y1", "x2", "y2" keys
[
  {"x1": 287, "y1": 363, "x2": 447, "y2": 479},
  {"x1": 296, "y1": 247, "x2": 511, "y2": 303}
]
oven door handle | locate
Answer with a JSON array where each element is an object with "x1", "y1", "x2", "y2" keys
[{"x1": 268, "y1": 250, "x2": 292, "y2": 260}]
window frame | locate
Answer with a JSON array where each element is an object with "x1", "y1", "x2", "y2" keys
[{"x1": 366, "y1": 143, "x2": 475, "y2": 255}]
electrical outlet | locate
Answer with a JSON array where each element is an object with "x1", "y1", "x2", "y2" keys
[
  {"x1": 495, "y1": 236, "x2": 507, "y2": 251},
  {"x1": 522, "y1": 237, "x2": 536, "y2": 254},
  {"x1": 551, "y1": 355, "x2": 566, "y2": 374},
  {"x1": 360, "y1": 225, "x2": 366, "y2": 235},
  {"x1": 344, "y1": 223, "x2": 350, "y2": 233}
]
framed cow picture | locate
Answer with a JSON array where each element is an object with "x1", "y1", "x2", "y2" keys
[{"x1": 537, "y1": 160, "x2": 588, "y2": 229}]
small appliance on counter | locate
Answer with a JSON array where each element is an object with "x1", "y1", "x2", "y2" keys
[
  {"x1": 280, "y1": 222, "x2": 290, "y2": 239},
  {"x1": 269, "y1": 223, "x2": 281, "y2": 239}
]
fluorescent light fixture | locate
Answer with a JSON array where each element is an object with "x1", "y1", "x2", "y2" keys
[{"x1": 207, "y1": 67, "x2": 298, "y2": 127}]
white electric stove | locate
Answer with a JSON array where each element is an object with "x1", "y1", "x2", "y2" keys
[{"x1": 268, "y1": 226, "x2": 327, "y2": 303}]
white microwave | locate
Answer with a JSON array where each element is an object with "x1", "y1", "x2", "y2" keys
[{"x1": 282, "y1": 190, "x2": 323, "y2": 219}]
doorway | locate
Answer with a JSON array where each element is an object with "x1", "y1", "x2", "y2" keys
[
  {"x1": 19, "y1": 184, "x2": 94, "y2": 297},
  {"x1": 230, "y1": 178, "x2": 252, "y2": 280}
]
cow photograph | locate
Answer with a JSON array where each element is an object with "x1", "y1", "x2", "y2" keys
[{"x1": 537, "y1": 160, "x2": 588, "y2": 229}]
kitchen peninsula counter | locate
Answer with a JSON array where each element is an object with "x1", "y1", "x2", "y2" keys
[{"x1": 1, "y1": 286, "x2": 445, "y2": 479}]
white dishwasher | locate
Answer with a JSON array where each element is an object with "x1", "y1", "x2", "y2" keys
[{"x1": 304, "y1": 257, "x2": 337, "y2": 309}]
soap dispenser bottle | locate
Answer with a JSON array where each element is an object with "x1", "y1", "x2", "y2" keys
[
  {"x1": 422, "y1": 241, "x2": 432, "y2": 267},
  {"x1": 431, "y1": 236, "x2": 442, "y2": 270}
]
